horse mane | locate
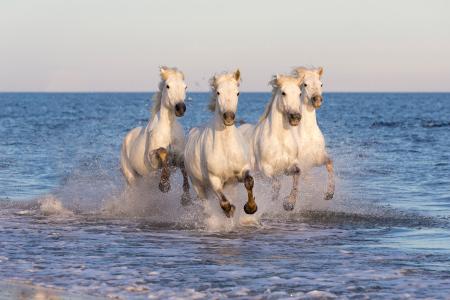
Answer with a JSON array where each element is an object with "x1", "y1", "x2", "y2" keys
[
  {"x1": 292, "y1": 66, "x2": 322, "y2": 79},
  {"x1": 208, "y1": 71, "x2": 241, "y2": 112},
  {"x1": 258, "y1": 77, "x2": 279, "y2": 122},
  {"x1": 151, "y1": 66, "x2": 184, "y2": 119},
  {"x1": 259, "y1": 74, "x2": 300, "y2": 122},
  {"x1": 208, "y1": 76, "x2": 218, "y2": 112}
]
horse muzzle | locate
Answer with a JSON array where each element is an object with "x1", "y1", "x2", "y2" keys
[
  {"x1": 223, "y1": 111, "x2": 235, "y2": 126},
  {"x1": 288, "y1": 113, "x2": 302, "y2": 126},
  {"x1": 175, "y1": 102, "x2": 186, "y2": 117},
  {"x1": 312, "y1": 95, "x2": 323, "y2": 109}
]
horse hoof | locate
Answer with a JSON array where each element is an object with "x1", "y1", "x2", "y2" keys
[
  {"x1": 180, "y1": 192, "x2": 192, "y2": 206},
  {"x1": 224, "y1": 204, "x2": 236, "y2": 218},
  {"x1": 244, "y1": 203, "x2": 257, "y2": 215},
  {"x1": 159, "y1": 182, "x2": 170, "y2": 193},
  {"x1": 324, "y1": 192, "x2": 334, "y2": 200},
  {"x1": 283, "y1": 201, "x2": 295, "y2": 211}
]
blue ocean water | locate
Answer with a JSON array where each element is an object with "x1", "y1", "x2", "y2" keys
[{"x1": 0, "y1": 92, "x2": 449, "y2": 299}]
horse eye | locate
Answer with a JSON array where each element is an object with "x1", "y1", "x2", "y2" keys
[
  {"x1": 217, "y1": 91, "x2": 220, "y2": 95},
  {"x1": 237, "y1": 92, "x2": 240, "y2": 96},
  {"x1": 166, "y1": 85, "x2": 170, "y2": 89},
  {"x1": 282, "y1": 91, "x2": 286, "y2": 96},
  {"x1": 321, "y1": 83, "x2": 323, "y2": 87},
  {"x1": 185, "y1": 86, "x2": 187, "y2": 90},
  {"x1": 304, "y1": 84, "x2": 308, "y2": 87}
]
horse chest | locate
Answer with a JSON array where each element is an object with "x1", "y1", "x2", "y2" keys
[
  {"x1": 262, "y1": 133, "x2": 297, "y2": 164},
  {"x1": 298, "y1": 130, "x2": 326, "y2": 166},
  {"x1": 208, "y1": 136, "x2": 246, "y2": 178},
  {"x1": 150, "y1": 128, "x2": 172, "y2": 150}
]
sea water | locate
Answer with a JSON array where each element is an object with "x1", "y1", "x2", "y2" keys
[{"x1": 0, "y1": 92, "x2": 449, "y2": 299}]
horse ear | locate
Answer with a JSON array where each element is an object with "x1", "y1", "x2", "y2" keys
[
  {"x1": 234, "y1": 69, "x2": 241, "y2": 82},
  {"x1": 275, "y1": 74, "x2": 282, "y2": 86},
  {"x1": 296, "y1": 73, "x2": 305, "y2": 86},
  {"x1": 212, "y1": 74, "x2": 219, "y2": 87},
  {"x1": 160, "y1": 66, "x2": 169, "y2": 80},
  {"x1": 317, "y1": 67, "x2": 324, "y2": 77}
]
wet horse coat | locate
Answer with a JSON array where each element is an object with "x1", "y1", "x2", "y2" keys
[
  {"x1": 120, "y1": 67, "x2": 190, "y2": 204},
  {"x1": 239, "y1": 74, "x2": 304, "y2": 210},
  {"x1": 184, "y1": 70, "x2": 257, "y2": 217},
  {"x1": 294, "y1": 67, "x2": 335, "y2": 200}
]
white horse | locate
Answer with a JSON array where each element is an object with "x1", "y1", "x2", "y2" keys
[
  {"x1": 184, "y1": 70, "x2": 257, "y2": 218},
  {"x1": 239, "y1": 74, "x2": 304, "y2": 210},
  {"x1": 120, "y1": 66, "x2": 191, "y2": 204},
  {"x1": 293, "y1": 67, "x2": 335, "y2": 200}
]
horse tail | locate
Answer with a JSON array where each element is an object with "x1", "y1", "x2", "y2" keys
[{"x1": 120, "y1": 130, "x2": 139, "y2": 185}]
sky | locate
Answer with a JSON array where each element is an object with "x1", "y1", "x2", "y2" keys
[{"x1": 0, "y1": 0, "x2": 449, "y2": 92}]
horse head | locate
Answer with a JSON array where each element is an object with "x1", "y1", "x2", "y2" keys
[
  {"x1": 209, "y1": 69, "x2": 241, "y2": 126},
  {"x1": 294, "y1": 67, "x2": 324, "y2": 109}
]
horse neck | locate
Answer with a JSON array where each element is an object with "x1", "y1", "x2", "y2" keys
[
  {"x1": 147, "y1": 96, "x2": 175, "y2": 132},
  {"x1": 265, "y1": 94, "x2": 291, "y2": 135},
  {"x1": 300, "y1": 95, "x2": 319, "y2": 132}
]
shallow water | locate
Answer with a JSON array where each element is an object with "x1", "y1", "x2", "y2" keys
[{"x1": 0, "y1": 92, "x2": 449, "y2": 299}]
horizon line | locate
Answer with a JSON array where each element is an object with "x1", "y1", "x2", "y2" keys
[{"x1": 1, "y1": 91, "x2": 450, "y2": 94}]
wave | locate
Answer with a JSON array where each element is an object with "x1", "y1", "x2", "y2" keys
[
  {"x1": 370, "y1": 120, "x2": 450, "y2": 129},
  {"x1": 370, "y1": 121, "x2": 404, "y2": 128},
  {"x1": 421, "y1": 121, "x2": 450, "y2": 128},
  {"x1": 2, "y1": 186, "x2": 447, "y2": 232},
  {"x1": 1, "y1": 155, "x2": 447, "y2": 232},
  {"x1": 282, "y1": 208, "x2": 448, "y2": 229}
]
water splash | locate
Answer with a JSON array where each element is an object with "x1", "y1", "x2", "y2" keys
[{"x1": 2, "y1": 164, "x2": 446, "y2": 232}]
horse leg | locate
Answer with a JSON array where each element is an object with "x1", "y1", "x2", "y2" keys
[
  {"x1": 186, "y1": 175, "x2": 206, "y2": 200},
  {"x1": 272, "y1": 176, "x2": 281, "y2": 202},
  {"x1": 210, "y1": 176, "x2": 235, "y2": 218},
  {"x1": 179, "y1": 160, "x2": 192, "y2": 206},
  {"x1": 215, "y1": 190, "x2": 236, "y2": 218},
  {"x1": 283, "y1": 165, "x2": 301, "y2": 211},
  {"x1": 324, "y1": 157, "x2": 335, "y2": 200},
  {"x1": 155, "y1": 147, "x2": 171, "y2": 193},
  {"x1": 242, "y1": 171, "x2": 257, "y2": 214},
  {"x1": 120, "y1": 158, "x2": 138, "y2": 185}
]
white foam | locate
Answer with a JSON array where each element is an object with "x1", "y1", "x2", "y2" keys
[
  {"x1": 305, "y1": 290, "x2": 337, "y2": 299},
  {"x1": 24, "y1": 158, "x2": 349, "y2": 230},
  {"x1": 38, "y1": 195, "x2": 73, "y2": 216}
]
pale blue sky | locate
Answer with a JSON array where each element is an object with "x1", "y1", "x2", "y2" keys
[{"x1": 1, "y1": 0, "x2": 449, "y2": 92}]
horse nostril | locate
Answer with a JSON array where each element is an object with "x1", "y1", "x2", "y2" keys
[
  {"x1": 288, "y1": 113, "x2": 301, "y2": 125},
  {"x1": 175, "y1": 103, "x2": 186, "y2": 112},
  {"x1": 223, "y1": 112, "x2": 235, "y2": 125},
  {"x1": 290, "y1": 113, "x2": 301, "y2": 120},
  {"x1": 175, "y1": 103, "x2": 186, "y2": 116},
  {"x1": 223, "y1": 112, "x2": 235, "y2": 120}
]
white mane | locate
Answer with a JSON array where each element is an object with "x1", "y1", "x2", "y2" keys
[
  {"x1": 259, "y1": 74, "x2": 301, "y2": 122},
  {"x1": 292, "y1": 66, "x2": 323, "y2": 80}
]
